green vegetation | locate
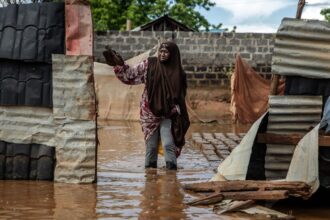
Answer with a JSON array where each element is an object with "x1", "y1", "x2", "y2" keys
[
  {"x1": 90, "y1": 0, "x2": 216, "y2": 31},
  {"x1": 321, "y1": 8, "x2": 330, "y2": 22}
]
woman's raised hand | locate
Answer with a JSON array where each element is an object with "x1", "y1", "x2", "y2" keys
[{"x1": 103, "y1": 46, "x2": 124, "y2": 66}]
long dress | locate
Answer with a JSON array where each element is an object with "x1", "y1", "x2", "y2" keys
[{"x1": 113, "y1": 60, "x2": 163, "y2": 142}]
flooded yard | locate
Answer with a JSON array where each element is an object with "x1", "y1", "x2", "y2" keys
[{"x1": 0, "y1": 120, "x2": 329, "y2": 219}]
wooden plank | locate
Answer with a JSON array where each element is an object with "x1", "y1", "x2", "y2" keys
[
  {"x1": 183, "y1": 180, "x2": 310, "y2": 198},
  {"x1": 222, "y1": 190, "x2": 289, "y2": 201},
  {"x1": 257, "y1": 133, "x2": 330, "y2": 147},
  {"x1": 187, "y1": 193, "x2": 224, "y2": 206},
  {"x1": 187, "y1": 190, "x2": 289, "y2": 205},
  {"x1": 188, "y1": 190, "x2": 289, "y2": 206},
  {"x1": 270, "y1": 74, "x2": 280, "y2": 95}
]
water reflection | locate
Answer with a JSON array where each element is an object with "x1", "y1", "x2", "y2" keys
[
  {"x1": 54, "y1": 183, "x2": 96, "y2": 219},
  {"x1": 139, "y1": 169, "x2": 186, "y2": 220},
  {"x1": 0, "y1": 181, "x2": 96, "y2": 219}
]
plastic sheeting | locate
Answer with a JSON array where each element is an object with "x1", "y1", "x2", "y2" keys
[
  {"x1": 286, "y1": 124, "x2": 320, "y2": 194},
  {"x1": 230, "y1": 55, "x2": 284, "y2": 124},
  {"x1": 211, "y1": 113, "x2": 266, "y2": 181}
]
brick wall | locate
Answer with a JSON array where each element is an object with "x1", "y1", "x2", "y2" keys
[{"x1": 94, "y1": 31, "x2": 275, "y2": 87}]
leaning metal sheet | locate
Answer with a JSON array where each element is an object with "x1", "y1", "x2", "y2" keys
[
  {"x1": 52, "y1": 54, "x2": 96, "y2": 183},
  {"x1": 272, "y1": 18, "x2": 330, "y2": 78}
]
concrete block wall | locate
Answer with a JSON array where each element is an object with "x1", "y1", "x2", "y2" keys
[{"x1": 94, "y1": 31, "x2": 275, "y2": 87}]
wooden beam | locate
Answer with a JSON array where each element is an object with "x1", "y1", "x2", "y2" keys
[
  {"x1": 222, "y1": 190, "x2": 289, "y2": 201},
  {"x1": 296, "y1": 0, "x2": 306, "y2": 19},
  {"x1": 187, "y1": 190, "x2": 289, "y2": 206},
  {"x1": 257, "y1": 133, "x2": 330, "y2": 147},
  {"x1": 187, "y1": 193, "x2": 224, "y2": 206},
  {"x1": 183, "y1": 180, "x2": 310, "y2": 198},
  {"x1": 270, "y1": 74, "x2": 280, "y2": 95}
]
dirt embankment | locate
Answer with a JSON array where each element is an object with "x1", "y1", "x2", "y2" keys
[{"x1": 186, "y1": 87, "x2": 232, "y2": 123}]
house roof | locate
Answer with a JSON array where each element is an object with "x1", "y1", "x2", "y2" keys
[{"x1": 132, "y1": 15, "x2": 195, "y2": 32}]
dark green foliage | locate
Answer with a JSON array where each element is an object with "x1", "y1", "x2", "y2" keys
[
  {"x1": 321, "y1": 8, "x2": 330, "y2": 22},
  {"x1": 91, "y1": 0, "x2": 216, "y2": 31}
]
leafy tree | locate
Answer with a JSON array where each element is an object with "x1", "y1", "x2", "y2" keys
[
  {"x1": 0, "y1": 0, "x2": 62, "y2": 7},
  {"x1": 91, "y1": 0, "x2": 216, "y2": 31},
  {"x1": 90, "y1": 0, "x2": 132, "y2": 31},
  {"x1": 321, "y1": 8, "x2": 330, "y2": 22}
]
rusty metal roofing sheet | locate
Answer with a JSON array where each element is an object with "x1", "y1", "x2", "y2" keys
[
  {"x1": 268, "y1": 95, "x2": 322, "y2": 134},
  {"x1": 0, "y1": 60, "x2": 52, "y2": 107},
  {"x1": 0, "y1": 3, "x2": 65, "y2": 63},
  {"x1": 65, "y1": 2, "x2": 93, "y2": 56},
  {"x1": 265, "y1": 95, "x2": 322, "y2": 180},
  {"x1": 272, "y1": 18, "x2": 330, "y2": 79}
]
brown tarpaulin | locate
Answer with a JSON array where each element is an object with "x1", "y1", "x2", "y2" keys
[{"x1": 231, "y1": 55, "x2": 285, "y2": 124}]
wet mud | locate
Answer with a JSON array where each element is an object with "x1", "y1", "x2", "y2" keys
[{"x1": 0, "y1": 120, "x2": 330, "y2": 219}]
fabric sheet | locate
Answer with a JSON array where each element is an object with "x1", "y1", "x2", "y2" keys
[{"x1": 230, "y1": 55, "x2": 285, "y2": 124}]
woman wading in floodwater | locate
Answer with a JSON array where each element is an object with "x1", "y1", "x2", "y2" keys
[{"x1": 103, "y1": 42, "x2": 190, "y2": 170}]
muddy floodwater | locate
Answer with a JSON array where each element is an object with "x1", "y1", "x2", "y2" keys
[{"x1": 0, "y1": 120, "x2": 330, "y2": 219}]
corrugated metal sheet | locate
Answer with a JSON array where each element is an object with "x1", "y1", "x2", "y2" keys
[
  {"x1": 265, "y1": 95, "x2": 322, "y2": 180},
  {"x1": 0, "y1": 60, "x2": 52, "y2": 107},
  {"x1": 0, "y1": 3, "x2": 65, "y2": 63},
  {"x1": 0, "y1": 141, "x2": 55, "y2": 180},
  {"x1": 65, "y1": 0, "x2": 93, "y2": 56},
  {"x1": 0, "y1": 106, "x2": 55, "y2": 146},
  {"x1": 268, "y1": 95, "x2": 322, "y2": 134},
  {"x1": 52, "y1": 55, "x2": 96, "y2": 121},
  {"x1": 272, "y1": 18, "x2": 330, "y2": 78},
  {"x1": 52, "y1": 55, "x2": 96, "y2": 183}
]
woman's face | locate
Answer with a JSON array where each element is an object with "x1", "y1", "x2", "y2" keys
[{"x1": 159, "y1": 48, "x2": 170, "y2": 63}]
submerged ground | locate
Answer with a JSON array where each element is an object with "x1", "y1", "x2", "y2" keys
[{"x1": 0, "y1": 120, "x2": 329, "y2": 219}]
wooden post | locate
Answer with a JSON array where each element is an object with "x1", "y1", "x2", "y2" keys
[
  {"x1": 270, "y1": 75, "x2": 280, "y2": 95},
  {"x1": 296, "y1": 0, "x2": 306, "y2": 19},
  {"x1": 126, "y1": 19, "x2": 132, "y2": 31}
]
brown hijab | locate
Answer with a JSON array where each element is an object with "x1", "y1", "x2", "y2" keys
[
  {"x1": 147, "y1": 41, "x2": 186, "y2": 116},
  {"x1": 147, "y1": 41, "x2": 190, "y2": 148}
]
